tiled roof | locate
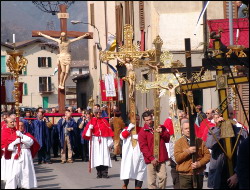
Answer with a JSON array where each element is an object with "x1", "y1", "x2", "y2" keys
[
  {"x1": 1, "y1": 39, "x2": 58, "y2": 49},
  {"x1": 71, "y1": 60, "x2": 89, "y2": 68}
]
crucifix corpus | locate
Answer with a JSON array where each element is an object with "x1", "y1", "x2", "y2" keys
[
  {"x1": 99, "y1": 24, "x2": 154, "y2": 149},
  {"x1": 32, "y1": 4, "x2": 93, "y2": 113}
]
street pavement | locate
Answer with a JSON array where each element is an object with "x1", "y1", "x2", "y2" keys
[{"x1": 1, "y1": 156, "x2": 209, "y2": 189}]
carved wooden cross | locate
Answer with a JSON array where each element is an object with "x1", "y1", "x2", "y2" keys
[
  {"x1": 100, "y1": 24, "x2": 154, "y2": 148},
  {"x1": 32, "y1": 4, "x2": 93, "y2": 113}
]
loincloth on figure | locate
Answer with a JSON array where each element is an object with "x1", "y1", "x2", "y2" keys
[
  {"x1": 169, "y1": 96, "x2": 177, "y2": 106},
  {"x1": 58, "y1": 54, "x2": 71, "y2": 66}
]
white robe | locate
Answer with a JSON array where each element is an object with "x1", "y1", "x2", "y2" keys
[
  {"x1": 5, "y1": 135, "x2": 37, "y2": 189},
  {"x1": 1, "y1": 151, "x2": 11, "y2": 181},
  {"x1": 89, "y1": 136, "x2": 113, "y2": 168},
  {"x1": 120, "y1": 131, "x2": 147, "y2": 181}
]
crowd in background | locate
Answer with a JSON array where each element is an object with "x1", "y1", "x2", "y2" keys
[{"x1": 1, "y1": 103, "x2": 249, "y2": 189}]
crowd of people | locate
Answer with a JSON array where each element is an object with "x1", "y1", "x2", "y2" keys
[{"x1": 1, "y1": 104, "x2": 249, "y2": 189}]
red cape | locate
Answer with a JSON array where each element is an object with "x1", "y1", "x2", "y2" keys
[
  {"x1": 82, "y1": 117, "x2": 114, "y2": 140},
  {"x1": 1, "y1": 128, "x2": 40, "y2": 159},
  {"x1": 121, "y1": 126, "x2": 142, "y2": 139},
  {"x1": 24, "y1": 132, "x2": 40, "y2": 158},
  {"x1": 1, "y1": 127, "x2": 17, "y2": 159},
  {"x1": 199, "y1": 119, "x2": 216, "y2": 141},
  {"x1": 163, "y1": 118, "x2": 174, "y2": 136}
]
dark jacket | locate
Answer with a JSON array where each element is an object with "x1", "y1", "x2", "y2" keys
[
  {"x1": 236, "y1": 136, "x2": 249, "y2": 189},
  {"x1": 33, "y1": 119, "x2": 52, "y2": 151},
  {"x1": 57, "y1": 118, "x2": 77, "y2": 149},
  {"x1": 138, "y1": 123, "x2": 170, "y2": 164},
  {"x1": 206, "y1": 125, "x2": 248, "y2": 188}
]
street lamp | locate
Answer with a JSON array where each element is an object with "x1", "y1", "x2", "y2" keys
[{"x1": 71, "y1": 20, "x2": 102, "y2": 51}]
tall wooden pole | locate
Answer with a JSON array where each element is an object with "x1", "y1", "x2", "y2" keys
[{"x1": 58, "y1": 4, "x2": 67, "y2": 113}]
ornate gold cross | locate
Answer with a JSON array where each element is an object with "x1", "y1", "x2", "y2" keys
[
  {"x1": 99, "y1": 24, "x2": 154, "y2": 148},
  {"x1": 136, "y1": 37, "x2": 183, "y2": 153}
]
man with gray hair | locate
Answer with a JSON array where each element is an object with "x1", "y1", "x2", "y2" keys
[
  {"x1": 236, "y1": 1, "x2": 248, "y2": 18},
  {"x1": 82, "y1": 108, "x2": 114, "y2": 178},
  {"x1": 174, "y1": 119, "x2": 210, "y2": 189}
]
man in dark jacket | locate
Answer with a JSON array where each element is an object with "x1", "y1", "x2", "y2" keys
[
  {"x1": 57, "y1": 109, "x2": 77, "y2": 164},
  {"x1": 138, "y1": 111, "x2": 170, "y2": 189},
  {"x1": 206, "y1": 114, "x2": 248, "y2": 189},
  {"x1": 236, "y1": 136, "x2": 249, "y2": 189},
  {"x1": 33, "y1": 112, "x2": 52, "y2": 164},
  {"x1": 194, "y1": 105, "x2": 207, "y2": 128}
]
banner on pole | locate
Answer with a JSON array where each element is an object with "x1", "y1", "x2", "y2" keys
[{"x1": 100, "y1": 79, "x2": 123, "y2": 101}]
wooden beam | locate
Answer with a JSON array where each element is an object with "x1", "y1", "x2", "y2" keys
[
  {"x1": 180, "y1": 76, "x2": 248, "y2": 91},
  {"x1": 32, "y1": 31, "x2": 93, "y2": 39}
]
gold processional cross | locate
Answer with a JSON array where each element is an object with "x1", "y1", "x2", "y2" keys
[{"x1": 99, "y1": 24, "x2": 154, "y2": 148}]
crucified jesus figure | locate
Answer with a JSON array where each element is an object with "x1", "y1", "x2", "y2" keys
[
  {"x1": 159, "y1": 83, "x2": 179, "y2": 116},
  {"x1": 38, "y1": 32, "x2": 89, "y2": 89},
  {"x1": 116, "y1": 55, "x2": 136, "y2": 99}
]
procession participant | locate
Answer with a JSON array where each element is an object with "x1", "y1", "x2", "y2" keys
[
  {"x1": 1, "y1": 117, "x2": 16, "y2": 181},
  {"x1": 228, "y1": 105, "x2": 248, "y2": 130},
  {"x1": 198, "y1": 109, "x2": 216, "y2": 141},
  {"x1": 236, "y1": 136, "x2": 249, "y2": 189},
  {"x1": 167, "y1": 110, "x2": 186, "y2": 189},
  {"x1": 110, "y1": 108, "x2": 125, "y2": 161},
  {"x1": 138, "y1": 111, "x2": 170, "y2": 189},
  {"x1": 33, "y1": 111, "x2": 53, "y2": 164},
  {"x1": 174, "y1": 119, "x2": 211, "y2": 189},
  {"x1": 194, "y1": 105, "x2": 207, "y2": 128},
  {"x1": 57, "y1": 109, "x2": 77, "y2": 163},
  {"x1": 120, "y1": 114, "x2": 146, "y2": 189},
  {"x1": 5, "y1": 121, "x2": 40, "y2": 189},
  {"x1": 77, "y1": 110, "x2": 90, "y2": 162},
  {"x1": 22, "y1": 111, "x2": 35, "y2": 136},
  {"x1": 9, "y1": 114, "x2": 17, "y2": 127},
  {"x1": 82, "y1": 108, "x2": 114, "y2": 178},
  {"x1": 198, "y1": 109, "x2": 217, "y2": 178},
  {"x1": 206, "y1": 112, "x2": 248, "y2": 189},
  {"x1": 50, "y1": 107, "x2": 60, "y2": 158},
  {"x1": 1, "y1": 112, "x2": 9, "y2": 129}
]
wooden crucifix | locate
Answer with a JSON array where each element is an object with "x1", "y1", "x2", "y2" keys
[
  {"x1": 158, "y1": 38, "x2": 204, "y2": 148},
  {"x1": 100, "y1": 24, "x2": 154, "y2": 148},
  {"x1": 32, "y1": 4, "x2": 93, "y2": 113}
]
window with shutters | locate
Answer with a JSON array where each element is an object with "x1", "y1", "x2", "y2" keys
[
  {"x1": 1, "y1": 56, "x2": 6, "y2": 73},
  {"x1": 90, "y1": 3, "x2": 95, "y2": 26},
  {"x1": 39, "y1": 77, "x2": 52, "y2": 92},
  {"x1": 116, "y1": 4, "x2": 124, "y2": 45},
  {"x1": 234, "y1": 84, "x2": 249, "y2": 123},
  {"x1": 125, "y1": 1, "x2": 134, "y2": 27},
  {"x1": 23, "y1": 66, "x2": 27, "y2": 75},
  {"x1": 139, "y1": 1, "x2": 145, "y2": 30},
  {"x1": 23, "y1": 83, "x2": 28, "y2": 96},
  {"x1": 38, "y1": 57, "x2": 52, "y2": 68},
  {"x1": 93, "y1": 45, "x2": 97, "y2": 69},
  {"x1": 223, "y1": 1, "x2": 238, "y2": 18}
]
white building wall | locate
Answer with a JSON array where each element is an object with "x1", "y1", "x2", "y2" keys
[
  {"x1": 86, "y1": 1, "x2": 224, "y2": 122},
  {"x1": 1, "y1": 43, "x2": 59, "y2": 108},
  {"x1": 87, "y1": 1, "x2": 116, "y2": 104}
]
